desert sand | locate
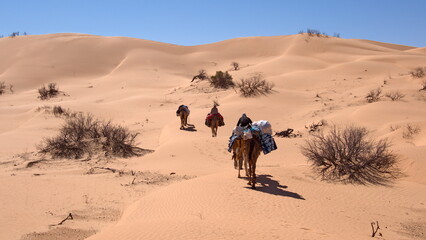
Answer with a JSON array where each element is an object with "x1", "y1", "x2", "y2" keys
[{"x1": 0, "y1": 33, "x2": 425, "y2": 240}]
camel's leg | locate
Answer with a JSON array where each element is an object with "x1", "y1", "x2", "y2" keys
[
  {"x1": 244, "y1": 157, "x2": 248, "y2": 177},
  {"x1": 251, "y1": 159, "x2": 257, "y2": 189},
  {"x1": 180, "y1": 113, "x2": 184, "y2": 129}
]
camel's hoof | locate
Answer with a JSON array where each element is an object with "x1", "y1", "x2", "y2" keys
[
  {"x1": 247, "y1": 182, "x2": 251, "y2": 185},
  {"x1": 251, "y1": 185, "x2": 256, "y2": 190}
]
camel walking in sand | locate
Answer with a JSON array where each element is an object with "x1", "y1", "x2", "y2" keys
[
  {"x1": 176, "y1": 105, "x2": 190, "y2": 130},
  {"x1": 210, "y1": 114, "x2": 221, "y2": 137},
  {"x1": 242, "y1": 135, "x2": 262, "y2": 189}
]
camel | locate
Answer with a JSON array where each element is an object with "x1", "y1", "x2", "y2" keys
[
  {"x1": 177, "y1": 105, "x2": 189, "y2": 130},
  {"x1": 242, "y1": 135, "x2": 262, "y2": 189},
  {"x1": 210, "y1": 114, "x2": 221, "y2": 137}
]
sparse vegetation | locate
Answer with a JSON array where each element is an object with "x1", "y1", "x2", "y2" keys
[
  {"x1": 365, "y1": 88, "x2": 382, "y2": 103},
  {"x1": 38, "y1": 113, "x2": 143, "y2": 159},
  {"x1": 236, "y1": 73, "x2": 274, "y2": 97},
  {"x1": 402, "y1": 124, "x2": 421, "y2": 139},
  {"x1": 420, "y1": 79, "x2": 426, "y2": 91},
  {"x1": 52, "y1": 105, "x2": 66, "y2": 117},
  {"x1": 275, "y1": 128, "x2": 302, "y2": 138},
  {"x1": 9, "y1": 32, "x2": 20, "y2": 38},
  {"x1": 0, "y1": 81, "x2": 13, "y2": 95},
  {"x1": 385, "y1": 90, "x2": 405, "y2": 101},
  {"x1": 0, "y1": 82, "x2": 6, "y2": 95},
  {"x1": 305, "y1": 120, "x2": 326, "y2": 133},
  {"x1": 301, "y1": 125, "x2": 399, "y2": 184},
  {"x1": 230, "y1": 62, "x2": 240, "y2": 71},
  {"x1": 299, "y1": 28, "x2": 340, "y2": 38},
  {"x1": 389, "y1": 125, "x2": 401, "y2": 132},
  {"x1": 209, "y1": 71, "x2": 234, "y2": 89},
  {"x1": 38, "y1": 83, "x2": 60, "y2": 100},
  {"x1": 409, "y1": 67, "x2": 426, "y2": 78},
  {"x1": 191, "y1": 69, "x2": 209, "y2": 82}
]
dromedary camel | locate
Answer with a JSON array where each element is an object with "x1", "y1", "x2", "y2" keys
[
  {"x1": 210, "y1": 114, "x2": 221, "y2": 137},
  {"x1": 242, "y1": 135, "x2": 262, "y2": 189},
  {"x1": 177, "y1": 105, "x2": 189, "y2": 130}
]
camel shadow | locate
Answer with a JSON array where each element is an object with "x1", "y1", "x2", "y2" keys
[
  {"x1": 181, "y1": 124, "x2": 197, "y2": 132},
  {"x1": 252, "y1": 174, "x2": 305, "y2": 200}
]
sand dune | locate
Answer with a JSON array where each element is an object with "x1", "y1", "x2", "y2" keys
[{"x1": 0, "y1": 33, "x2": 425, "y2": 239}]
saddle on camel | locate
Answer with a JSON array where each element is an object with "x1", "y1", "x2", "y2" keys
[{"x1": 228, "y1": 114, "x2": 277, "y2": 189}]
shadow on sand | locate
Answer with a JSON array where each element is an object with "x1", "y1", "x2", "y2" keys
[
  {"x1": 181, "y1": 124, "x2": 197, "y2": 132},
  {"x1": 252, "y1": 174, "x2": 305, "y2": 200}
]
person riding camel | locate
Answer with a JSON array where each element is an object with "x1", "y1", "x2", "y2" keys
[
  {"x1": 205, "y1": 102, "x2": 224, "y2": 127},
  {"x1": 237, "y1": 113, "x2": 252, "y2": 128},
  {"x1": 210, "y1": 104, "x2": 219, "y2": 115}
]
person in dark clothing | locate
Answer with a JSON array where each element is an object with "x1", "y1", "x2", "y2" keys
[{"x1": 237, "y1": 113, "x2": 252, "y2": 128}]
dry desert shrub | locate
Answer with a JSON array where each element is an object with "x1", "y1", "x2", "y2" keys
[
  {"x1": 0, "y1": 81, "x2": 13, "y2": 95},
  {"x1": 38, "y1": 83, "x2": 60, "y2": 100},
  {"x1": 191, "y1": 69, "x2": 208, "y2": 82},
  {"x1": 38, "y1": 113, "x2": 142, "y2": 159},
  {"x1": 402, "y1": 124, "x2": 421, "y2": 139},
  {"x1": 420, "y1": 79, "x2": 426, "y2": 91},
  {"x1": 236, "y1": 73, "x2": 274, "y2": 97},
  {"x1": 301, "y1": 125, "x2": 399, "y2": 184},
  {"x1": 305, "y1": 120, "x2": 326, "y2": 133},
  {"x1": 385, "y1": 90, "x2": 405, "y2": 101},
  {"x1": 365, "y1": 87, "x2": 382, "y2": 103},
  {"x1": 0, "y1": 81, "x2": 6, "y2": 95},
  {"x1": 410, "y1": 67, "x2": 425, "y2": 78},
  {"x1": 209, "y1": 71, "x2": 234, "y2": 89},
  {"x1": 52, "y1": 105, "x2": 66, "y2": 117},
  {"x1": 230, "y1": 62, "x2": 240, "y2": 71}
]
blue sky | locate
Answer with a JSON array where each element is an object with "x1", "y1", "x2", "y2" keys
[{"x1": 1, "y1": 0, "x2": 425, "y2": 47}]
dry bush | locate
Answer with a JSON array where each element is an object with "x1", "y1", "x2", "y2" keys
[
  {"x1": 52, "y1": 105, "x2": 66, "y2": 117},
  {"x1": 230, "y1": 62, "x2": 240, "y2": 71},
  {"x1": 38, "y1": 113, "x2": 142, "y2": 159},
  {"x1": 402, "y1": 124, "x2": 421, "y2": 139},
  {"x1": 301, "y1": 125, "x2": 399, "y2": 184},
  {"x1": 191, "y1": 69, "x2": 208, "y2": 82},
  {"x1": 275, "y1": 128, "x2": 302, "y2": 138},
  {"x1": 236, "y1": 73, "x2": 274, "y2": 97},
  {"x1": 410, "y1": 67, "x2": 425, "y2": 78},
  {"x1": 385, "y1": 90, "x2": 405, "y2": 101},
  {"x1": 0, "y1": 81, "x2": 13, "y2": 95},
  {"x1": 306, "y1": 28, "x2": 329, "y2": 37},
  {"x1": 420, "y1": 79, "x2": 426, "y2": 91},
  {"x1": 365, "y1": 88, "x2": 382, "y2": 103},
  {"x1": 209, "y1": 71, "x2": 234, "y2": 89},
  {"x1": 0, "y1": 82, "x2": 5, "y2": 95},
  {"x1": 389, "y1": 125, "x2": 400, "y2": 132},
  {"x1": 38, "y1": 83, "x2": 60, "y2": 100},
  {"x1": 305, "y1": 120, "x2": 326, "y2": 133}
]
